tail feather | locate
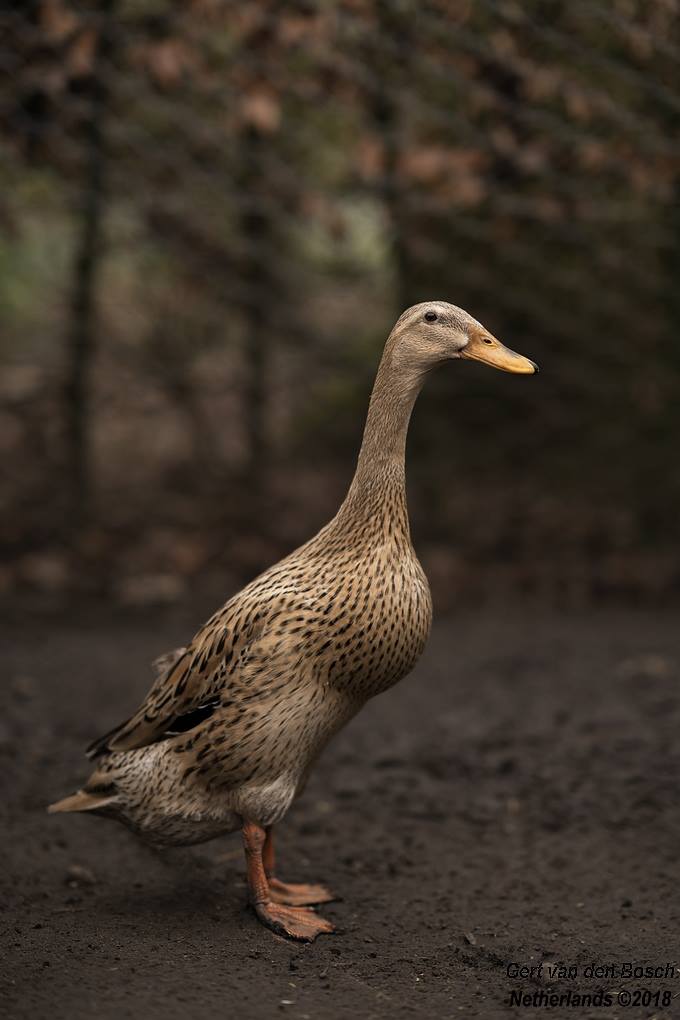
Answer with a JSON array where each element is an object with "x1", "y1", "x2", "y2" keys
[
  {"x1": 86, "y1": 723, "x2": 126, "y2": 760},
  {"x1": 85, "y1": 646, "x2": 186, "y2": 759},
  {"x1": 48, "y1": 788, "x2": 118, "y2": 814}
]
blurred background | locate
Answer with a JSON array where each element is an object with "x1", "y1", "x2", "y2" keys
[{"x1": 2, "y1": 0, "x2": 679, "y2": 610}]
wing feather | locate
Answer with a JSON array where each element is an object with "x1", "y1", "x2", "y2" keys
[{"x1": 86, "y1": 612, "x2": 266, "y2": 757}]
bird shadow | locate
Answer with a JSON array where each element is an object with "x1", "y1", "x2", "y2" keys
[
  {"x1": 95, "y1": 875, "x2": 244, "y2": 922},
  {"x1": 91, "y1": 842, "x2": 245, "y2": 921}
]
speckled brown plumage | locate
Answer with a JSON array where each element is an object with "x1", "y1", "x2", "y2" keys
[{"x1": 49, "y1": 301, "x2": 537, "y2": 941}]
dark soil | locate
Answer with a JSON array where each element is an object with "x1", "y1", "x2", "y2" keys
[{"x1": 2, "y1": 603, "x2": 680, "y2": 1019}]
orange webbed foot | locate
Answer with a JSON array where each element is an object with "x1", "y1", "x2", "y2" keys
[
  {"x1": 267, "y1": 877, "x2": 337, "y2": 906},
  {"x1": 253, "y1": 900, "x2": 335, "y2": 942}
]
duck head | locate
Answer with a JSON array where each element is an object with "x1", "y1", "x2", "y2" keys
[{"x1": 389, "y1": 301, "x2": 538, "y2": 376}]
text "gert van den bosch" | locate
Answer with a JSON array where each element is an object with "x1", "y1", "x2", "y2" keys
[{"x1": 507, "y1": 962, "x2": 678, "y2": 981}]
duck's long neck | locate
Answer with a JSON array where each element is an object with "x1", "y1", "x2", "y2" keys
[{"x1": 334, "y1": 348, "x2": 426, "y2": 539}]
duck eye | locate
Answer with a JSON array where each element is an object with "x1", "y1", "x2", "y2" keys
[{"x1": 424, "y1": 311, "x2": 438, "y2": 322}]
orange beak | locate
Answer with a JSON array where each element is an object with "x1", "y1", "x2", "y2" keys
[{"x1": 460, "y1": 328, "x2": 538, "y2": 375}]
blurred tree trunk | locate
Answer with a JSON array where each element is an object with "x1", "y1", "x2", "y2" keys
[
  {"x1": 64, "y1": 0, "x2": 116, "y2": 529},
  {"x1": 239, "y1": 123, "x2": 272, "y2": 515},
  {"x1": 661, "y1": 9, "x2": 680, "y2": 394},
  {"x1": 370, "y1": 0, "x2": 418, "y2": 310},
  {"x1": 665, "y1": 179, "x2": 680, "y2": 369},
  {"x1": 236, "y1": 5, "x2": 286, "y2": 527},
  {"x1": 655, "y1": 34, "x2": 680, "y2": 528}
]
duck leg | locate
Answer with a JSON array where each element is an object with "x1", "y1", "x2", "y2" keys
[
  {"x1": 263, "y1": 827, "x2": 336, "y2": 906},
  {"x1": 242, "y1": 821, "x2": 335, "y2": 942}
]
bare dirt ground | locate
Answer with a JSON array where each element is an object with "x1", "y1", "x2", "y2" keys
[{"x1": 2, "y1": 602, "x2": 680, "y2": 1019}]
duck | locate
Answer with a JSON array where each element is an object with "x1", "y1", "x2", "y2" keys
[{"x1": 49, "y1": 301, "x2": 537, "y2": 942}]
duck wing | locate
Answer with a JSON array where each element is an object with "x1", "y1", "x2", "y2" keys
[
  {"x1": 151, "y1": 646, "x2": 187, "y2": 679},
  {"x1": 86, "y1": 608, "x2": 267, "y2": 757}
]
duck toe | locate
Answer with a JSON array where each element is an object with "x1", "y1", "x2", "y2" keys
[
  {"x1": 253, "y1": 900, "x2": 335, "y2": 942},
  {"x1": 267, "y1": 877, "x2": 337, "y2": 906}
]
